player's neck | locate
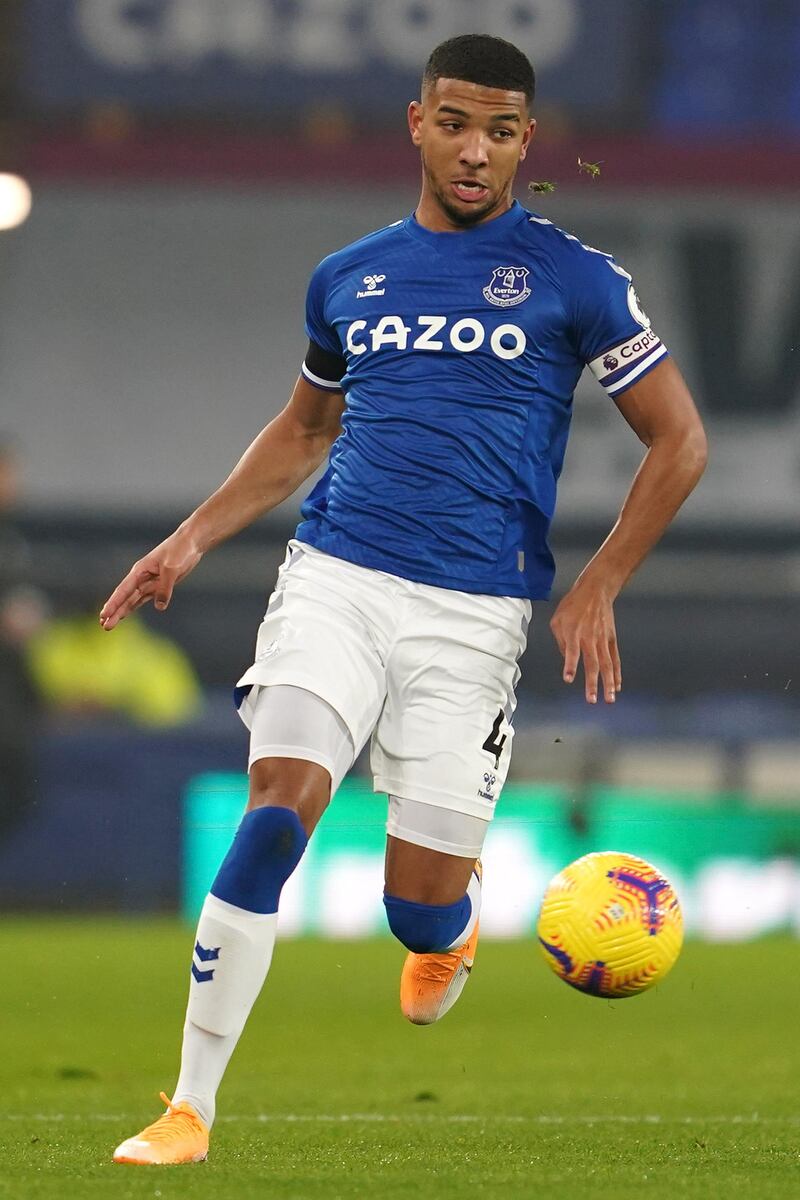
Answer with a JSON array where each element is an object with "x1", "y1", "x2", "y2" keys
[{"x1": 414, "y1": 188, "x2": 516, "y2": 234}]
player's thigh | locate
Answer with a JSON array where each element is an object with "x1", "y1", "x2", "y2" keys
[
  {"x1": 236, "y1": 541, "x2": 390, "y2": 763},
  {"x1": 372, "y1": 589, "x2": 530, "y2": 821}
]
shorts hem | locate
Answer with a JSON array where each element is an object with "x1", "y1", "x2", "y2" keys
[
  {"x1": 236, "y1": 672, "x2": 365, "y2": 751},
  {"x1": 375, "y1": 776, "x2": 498, "y2": 822}
]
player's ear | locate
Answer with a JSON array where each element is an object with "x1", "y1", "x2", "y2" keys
[
  {"x1": 408, "y1": 100, "x2": 424, "y2": 146},
  {"x1": 518, "y1": 118, "x2": 536, "y2": 162}
]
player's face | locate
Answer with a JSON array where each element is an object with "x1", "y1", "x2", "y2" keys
[{"x1": 409, "y1": 78, "x2": 535, "y2": 232}]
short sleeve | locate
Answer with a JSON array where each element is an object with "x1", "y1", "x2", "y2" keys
[
  {"x1": 301, "y1": 258, "x2": 347, "y2": 392},
  {"x1": 570, "y1": 250, "x2": 669, "y2": 398},
  {"x1": 304, "y1": 258, "x2": 342, "y2": 358}
]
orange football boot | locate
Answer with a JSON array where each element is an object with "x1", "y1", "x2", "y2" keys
[
  {"x1": 113, "y1": 1093, "x2": 209, "y2": 1165},
  {"x1": 399, "y1": 863, "x2": 481, "y2": 1026}
]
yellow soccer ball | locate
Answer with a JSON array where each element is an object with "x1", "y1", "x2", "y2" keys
[{"x1": 536, "y1": 851, "x2": 683, "y2": 998}]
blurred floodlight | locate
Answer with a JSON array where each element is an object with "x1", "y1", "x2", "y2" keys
[{"x1": 0, "y1": 174, "x2": 33, "y2": 232}]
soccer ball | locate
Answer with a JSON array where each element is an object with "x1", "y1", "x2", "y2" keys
[{"x1": 536, "y1": 851, "x2": 683, "y2": 998}]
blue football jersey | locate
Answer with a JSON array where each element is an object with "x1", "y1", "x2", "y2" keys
[{"x1": 296, "y1": 200, "x2": 668, "y2": 599}]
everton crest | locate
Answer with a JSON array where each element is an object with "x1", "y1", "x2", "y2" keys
[{"x1": 483, "y1": 266, "x2": 531, "y2": 307}]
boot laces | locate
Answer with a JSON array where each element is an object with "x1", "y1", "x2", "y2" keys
[
  {"x1": 139, "y1": 1093, "x2": 204, "y2": 1143},
  {"x1": 416, "y1": 949, "x2": 462, "y2": 986}
]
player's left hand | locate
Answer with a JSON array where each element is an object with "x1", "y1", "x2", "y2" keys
[{"x1": 549, "y1": 578, "x2": 621, "y2": 704}]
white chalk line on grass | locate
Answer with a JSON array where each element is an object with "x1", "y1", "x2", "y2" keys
[{"x1": 2, "y1": 1113, "x2": 799, "y2": 1127}]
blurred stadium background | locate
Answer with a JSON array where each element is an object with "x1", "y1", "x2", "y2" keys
[{"x1": 1, "y1": 0, "x2": 799, "y2": 939}]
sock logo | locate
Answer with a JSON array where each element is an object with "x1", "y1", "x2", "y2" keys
[{"x1": 191, "y1": 940, "x2": 220, "y2": 983}]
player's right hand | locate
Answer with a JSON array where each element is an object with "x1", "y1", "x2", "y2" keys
[
  {"x1": 549, "y1": 574, "x2": 622, "y2": 705},
  {"x1": 99, "y1": 528, "x2": 204, "y2": 630}
]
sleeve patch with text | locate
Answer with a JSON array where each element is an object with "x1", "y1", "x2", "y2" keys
[{"x1": 588, "y1": 328, "x2": 668, "y2": 397}]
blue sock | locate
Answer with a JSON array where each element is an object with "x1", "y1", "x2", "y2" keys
[
  {"x1": 210, "y1": 806, "x2": 307, "y2": 914},
  {"x1": 384, "y1": 892, "x2": 473, "y2": 954}
]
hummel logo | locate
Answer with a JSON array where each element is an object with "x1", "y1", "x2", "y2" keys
[
  {"x1": 191, "y1": 940, "x2": 220, "y2": 984},
  {"x1": 357, "y1": 273, "x2": 386, "y2": 299},
  {"x1": 256, "y1": 638, "x2": 281, "y2": 663}
]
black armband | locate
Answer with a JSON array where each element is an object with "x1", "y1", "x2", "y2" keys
[{"x1": 301, "y1": 340, "x2": 346, "y2": 392}]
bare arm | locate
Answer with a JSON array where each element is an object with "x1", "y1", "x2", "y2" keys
[
  {"x1": 100, "y1": 377, "x2": 345, "y2": 629},
  {"x1": 550, "y1": 357, "x2": 708, "y2": 703}
]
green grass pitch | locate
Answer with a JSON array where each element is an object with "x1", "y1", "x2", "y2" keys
[{"x1": 0, "y1": 919, "x2": 796, "y2": 1198}]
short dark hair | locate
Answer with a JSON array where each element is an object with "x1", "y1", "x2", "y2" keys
[{"x1": 423, "y1": 34, "x2": 535, "y2": 107}]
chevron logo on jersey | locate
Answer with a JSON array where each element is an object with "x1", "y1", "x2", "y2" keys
[{"x1": 483, "y1": 266, "x2": 531, "y2": 307}]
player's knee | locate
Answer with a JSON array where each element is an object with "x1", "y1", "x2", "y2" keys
[
  {"x1": 210, "y1": 806, "x2": 308, "y2": 914},
  {"x1": 383, "y1": 892, "x2": 472, "y2": 954},
  {"x1": 248, "y1": 757, "x2": 330, "y2": 833}
]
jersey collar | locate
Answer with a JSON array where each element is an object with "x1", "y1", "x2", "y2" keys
[{"x1": 404, "y1": 200, "x2": 527, "y2": 246}]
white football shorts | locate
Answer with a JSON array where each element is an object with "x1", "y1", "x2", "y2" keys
[{"x1": 236, "y1": 541, "x2": 530, "y2": 822}]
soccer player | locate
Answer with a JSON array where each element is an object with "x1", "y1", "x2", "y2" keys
[{"x1": 103, "y1": 34, "x2": 707, "y2": 1165}]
